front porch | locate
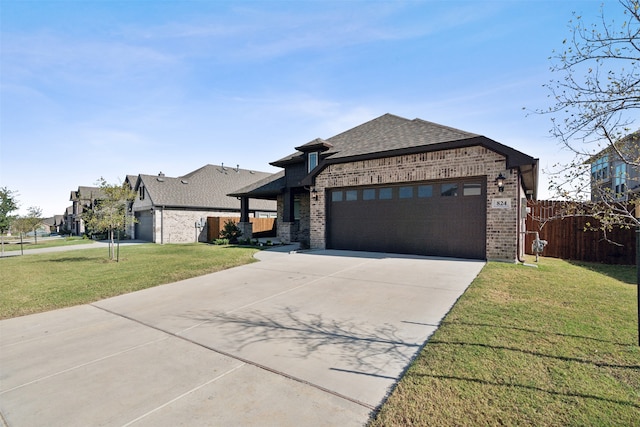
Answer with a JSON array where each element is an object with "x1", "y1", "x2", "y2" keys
[{"x1": 228, "y1": 171, "x2": 310, "y2": 247}]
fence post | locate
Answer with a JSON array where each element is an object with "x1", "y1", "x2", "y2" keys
[{"x1": 636, "y1": 228, "x2": 639, "y2": 346}]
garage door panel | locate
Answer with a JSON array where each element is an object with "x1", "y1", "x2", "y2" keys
[
  {"x1": 328, "y1": 179, "x2": 486, "y2": 259},
  {"x1": 135, "y1": 211, "x2": 153, "y2": 242}
]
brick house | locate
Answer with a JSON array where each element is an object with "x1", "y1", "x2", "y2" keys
[
  {"x1": 69, "y1": 186, "x2": 106, "y2": 236},
  {"x1": 129, "y1": 164, "x2": 277, "y2": 243},
  {"x1": 231, "y1": 113, "x2": 538, "y2": 262}
]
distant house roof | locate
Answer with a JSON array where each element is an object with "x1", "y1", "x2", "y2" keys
[
  {"x1": 136, "y1": 164, "x2": 277, "y2": 211},
  {"x1": 585, "y1": 131, "x2": 640, "y2": 164},
  {"x1": 70, "y1": 186, "x2": 106, "y2": 203},
  {"x1": 271, "y1": 113, "x2": 538, "y2": 197},
  {"x1": 124, "y1": 175, "x2": 138, "y2": 187}
]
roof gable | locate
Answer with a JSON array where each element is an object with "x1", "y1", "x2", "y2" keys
[
  {"x1": 271, "y1": 113, "x2": 478, "y2": 166},
  {"x1": 271, "y1": 113, "x2": 538, "y2": 198},
  {"x1": 70, "y1": 186, "x2": 106, "y2": 202},
  {"x1": 294, "y1": 138, "x2": 333, "y2": 152}
]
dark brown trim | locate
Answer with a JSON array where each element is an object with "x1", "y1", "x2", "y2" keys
[{"x1": 300, "y1": 136, "x2": 538, "y2": 197}]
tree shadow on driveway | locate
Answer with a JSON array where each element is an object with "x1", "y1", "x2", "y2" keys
[{"x1": 181, "y1": 306, "x2": 426, "y2": 379}]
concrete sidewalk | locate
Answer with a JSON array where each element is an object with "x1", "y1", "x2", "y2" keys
[
  {"x1": 0, "y1": 249, "x2": 485, "y2": 426},
  {"x1": 0, "y1": 239, "x2": 147, "y2": 257}
]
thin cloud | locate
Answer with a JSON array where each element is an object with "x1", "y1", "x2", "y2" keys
[
  {"x1": 2, "y1": 31, "x2": 177, "y2": 85},
  {"x1": 114, "y1": 2, "x2": 501, "y2": 62}
]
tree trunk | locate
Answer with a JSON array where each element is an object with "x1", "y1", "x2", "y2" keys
[{"x1": 109, "y1": 228, "x2": 114, "y2": 260}]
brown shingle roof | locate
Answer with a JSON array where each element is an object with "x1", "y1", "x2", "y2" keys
[
  {"x1": 272, "y1": 114, "x2": 478, "y2": 166},
  {"x1": 270, "y1": 113, "x2": 538, "y2": 198},
  {"x1": 228, "y1": 170, "x2": 286, "y2": 199},
  {"x1": 70, "y1": 186, "x2": 107, "y2": 202},
  {"x1": 137, "y1": 164, "x2": 276, "y2": 211}
]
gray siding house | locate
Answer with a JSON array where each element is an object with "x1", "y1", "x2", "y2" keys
[{"x1": 588, "y1": 132, "x2": 640, "y2": 201}]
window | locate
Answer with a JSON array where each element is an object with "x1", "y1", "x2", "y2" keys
[
  {"x1": 441, "y1": 183, "x2": 458, "y2": 197},
  {"x1": 308, "y1": 152, "x2": 318, "y2": 172},
  {"x1": 591, "y1": 155, "x2": 609, "y2": 182},
  {"x1": 345, "y1": 190, "x2": 358, "y2": 201},
  {"x1": 399, "y1": 186, "x2": 414, "y2": 199},
  {"x1": 379, "y1": 188, "x2": 393, "y2": 200},
  {"x1": 332, "y1": 191, "x2": 343, "y2": 202},
  {"x1": 363, "y1": 189, "x2": 376, "y2": 200},
  {"x1": 139, "y1": 186, "x2": 145, "y2": 200},
  {"x1": 418, "y1": 185, "x2": 433, "y2": 198},
  {"x1": 463, "y1": 183, "x2": 482, "y2": 196},
  {"x1": 614, "y1": 163, "x2": 627, "y2": 198},
  {"x1": 293, "y1": 196, "x2": 301, "y2": 220}
]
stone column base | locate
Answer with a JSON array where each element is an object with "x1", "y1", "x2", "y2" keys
[
  {"x1": 237, "y1": 222, "x2": 253, "y2": 241},
  {"x1": 277, "y1": 222, "x2": 294, "y2": 244}
]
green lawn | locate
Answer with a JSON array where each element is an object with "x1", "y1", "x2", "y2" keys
[
  {"x1": 370, "y1": 257, "x2": 640, "y2": 426},
  {"x1": 0, "y1": 236, "x2": 91, "y2": 252},
  {"x1": 0, "y1": 243, "x2": 259, "y2": 319},
  {"x1": 3, "y1": 246, "x2": 638, "y2": 424}
]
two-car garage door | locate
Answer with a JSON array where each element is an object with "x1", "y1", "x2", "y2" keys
[{"x1": 327, "y1": 178, "x2": 486, "y2": 259}]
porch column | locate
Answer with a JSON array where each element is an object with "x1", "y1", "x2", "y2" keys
[
  {"x1": 238, "y1": 197, "x2": 253, "y2": 240},
  {"x1": 240, "y1": 197, "x2": 250, "y2": 222}
]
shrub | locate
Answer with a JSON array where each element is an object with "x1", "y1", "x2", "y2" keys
[
  {"x1": 219, "y1": 220, "x2": 242, "y2": 244},
  {"x1": 213, "y1": 238, "x2": 230, "y2": 245}
]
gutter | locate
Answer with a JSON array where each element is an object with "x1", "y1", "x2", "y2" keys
[{"x1": 517, "y1": 173, "x2": 525, "y2": 263}]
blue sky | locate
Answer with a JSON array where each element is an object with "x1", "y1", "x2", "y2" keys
[{"x1": 0, "y1": 0, "x2": 621, "y2": 217}]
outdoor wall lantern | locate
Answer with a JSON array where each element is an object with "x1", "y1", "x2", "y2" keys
[
  {"x1": 495, "y1": 173, "x2": 506, "y2": 192},
  {"x1": 311, "y1": 187, "x2": 318, "y2": 201}
]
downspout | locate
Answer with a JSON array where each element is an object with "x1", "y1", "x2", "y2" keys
[
  {"x1": 517, "y1": 172, "x2": 525, "y2": 263},
  {"x1": 160, "y1": 206, "x2": 164, "y2": 245}
]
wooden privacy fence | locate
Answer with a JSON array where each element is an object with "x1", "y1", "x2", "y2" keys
[
  {"x1": 207, "y1": 217, "x2": 276, "y2": 242},
  {"x1": 525, "y1": 200, "x2": 636, "y2": 265}
]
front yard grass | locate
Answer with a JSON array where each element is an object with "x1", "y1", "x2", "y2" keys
[
  {"x1": 0, "y1": 236, "x2": 90, "y2": 252},
  {"x1": 0, "y1": 243, "x2": 259, "y2": 319},
  {"x1": 371, "y1": 256, "x2": 639, "y2": 426}
]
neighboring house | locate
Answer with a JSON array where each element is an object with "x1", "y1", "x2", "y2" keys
[
  {"x1": 588, "y1": 132, "x2": 640, "y2": 201},
  {"x1": 130, "y1": 164, "x2": 277, "y2": 243},
  {"x1": 62, "y1": 206, "x2": 73, "y2": 235},
  {"x1": 230, "y1": 113, "x2": 539, "y2": 262},
  {"x1": 69, "y1": 186, "x2": 106, "y2": 236},
  {"x1": 42, "y1": 216, "x2": 65, "y2": 234}
]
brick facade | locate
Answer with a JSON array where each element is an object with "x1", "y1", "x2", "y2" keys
[
  {"x1": 150, "y1": 209, "x2": 240, "y2": 244},
  {"x1": 305, "y1": 146, "x2": 523, "y2": 262},
  {"x1": 276, "y1": 193, "x2": 311, "y2": 247}
]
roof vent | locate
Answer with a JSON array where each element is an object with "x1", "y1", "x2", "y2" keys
[
  {"x1": 158, "y1": 171, "x2": 165, "y2": 177},
  {"x1": 181, "y1": 179, "x2": 189, "y2": 184},
  {"x1": 157, "y1": 177, "x2": 165, "y2": 182},
  {"x1": 236, "y1": 164, "x2": 240, "y2": 173}
]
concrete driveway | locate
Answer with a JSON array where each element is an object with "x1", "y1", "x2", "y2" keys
[{"x1": 0, "y1": 249, "x2": 484, "y2": 426}]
